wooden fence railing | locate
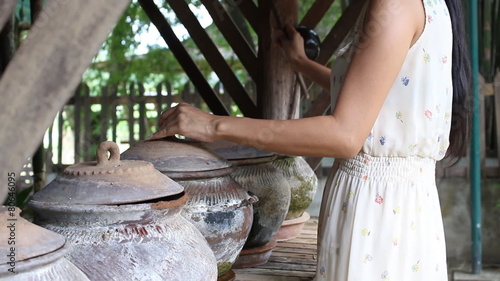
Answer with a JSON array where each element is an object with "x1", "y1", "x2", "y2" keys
[
  {"x1": 38, "y1": 72, "x2": 500, "y2": 179},
  {"x1": 42, "y1": 80, "x2": 257, "y2": 172}
]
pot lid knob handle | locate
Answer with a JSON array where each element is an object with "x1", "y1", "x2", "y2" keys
[{"x1": 96, "y1": 141, "x2": 120, "y2": 167}]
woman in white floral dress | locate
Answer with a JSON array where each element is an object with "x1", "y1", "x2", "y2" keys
[{"x1": 151, "y1": 0, "x2": 471, "y2": 280}]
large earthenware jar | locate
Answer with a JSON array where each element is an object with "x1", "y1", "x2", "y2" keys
[
  {"x1": 271, "y1": 155, "x2": 318, "y2": 241},
  {"x1": 121, "y1": 137, "x2": 256, "y2": 280},
  {"x1": 205, "y1": 141, "x2": 291, "y2": 268},
  {"x1": 0, "y1": 206, "x2": 89, "y2": 281},
  {"x1": 29, "y1": 141, "x2": 217, "y2": 281}
]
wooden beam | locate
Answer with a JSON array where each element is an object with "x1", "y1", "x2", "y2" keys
[
  {"x1": 128, "y1": 83, "x2": 136, "y2": 145},
  {"x1": 111, "y1": 85, "x2": 118, "y2": 142},
  {"x1": 258, "y1": 0, "x2": 298, "y2": 120},
  {"x1": 300, "y1": 0, "x2": 336, "y2": 29},
  {"x1": 303, "y1": 91, "x2": 331, "y2": 118},
  {"x1": 0, "y1": 0, "x2": 130, "y2": 202},
  {"x1": 139, "y1": 0, "x2": 230, "y2": 116},
  {"x1": 494, "y1": 71, "x2": 500, "y2": 167},
  {"x1": 317, "y1": 0, "x2": 367, "y2": 65},
  {"x1": 74, "y1": 84, "x2": 82, "y2": 163},
  {"x1": 167, "y1": 0, "x2": 258, "y2": 117},
  {"x1": 0, "y1": 0, "x2": 16, "y2": 31},
  {"x1": 239, "y1": 0, "x2": 260, "y2": 33},
  {"x1": 200, "y1": 0, "x2": 258, "y2": 82},
  {"x1": 83, "y1": 83, "x2": 91, "y2": 161}
]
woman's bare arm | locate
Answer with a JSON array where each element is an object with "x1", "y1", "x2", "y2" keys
[{"x1": 150, "y1": 0, "x2": 425, "y2": 158}]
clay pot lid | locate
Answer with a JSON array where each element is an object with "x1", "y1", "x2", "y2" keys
[
  {"x1": 204, "y1": 140, "x2": 274, "y2": 161},
  {"x1": 121, "y1": 137, "x2": 233, "y2": 176},
  {"x1": 32, "y1": 141, "x2": 184, "y2": 205},
  {"x1": 0, "y1": 206, "x2": 65, "y2": 261}
]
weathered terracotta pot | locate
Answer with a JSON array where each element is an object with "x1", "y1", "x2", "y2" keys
[
  {"x1": 271, "y1": 155, "x2": 318, "y2": 241},
  {"x1": 0, "y1": 206, "x2": 89, "y2": 281},
  {"x1": 29, "y1": 141, "x2": 217, "y2": 281},
  {"x1": 121, "y1": 137, "x2": 256, "y2": 279},
  {"x1": 205, "y1": 141, "x2": 290, "y2": 268},
  {"x1": 206, "y1": 141, "x2": 290, "y2": 247}
]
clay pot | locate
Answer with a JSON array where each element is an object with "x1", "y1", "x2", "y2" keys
[
  {"x1": 271, "y1": 155, "x2": 318, "y2": 241},
  {"x1": 205, "y1": 141, "x2": 290, "y2": 268},
  {"x1": 121, "y1": 137, "x2": 256, "y2": 279},
  {"x1": 206, "y1": 140, "x2": 290, "y2": 247},
  {"x1": 0, "y1": 206, "x2": 89, "y2": 281},
  {"x1": 29, "y1": 141, "x2": 217, "y2": 281}
]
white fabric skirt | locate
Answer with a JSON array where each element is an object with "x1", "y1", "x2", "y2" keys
[{"x1": 314, "y1": 153, "x2": 447, "y2": 281}]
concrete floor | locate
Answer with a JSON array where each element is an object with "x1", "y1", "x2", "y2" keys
[{"x1": 452, "y1": 268, "x2": 500, "y2": 281}]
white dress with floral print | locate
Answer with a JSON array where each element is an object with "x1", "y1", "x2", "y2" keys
[{"x1": 315, "y1": 1, "x2": 451, "y2": 280}]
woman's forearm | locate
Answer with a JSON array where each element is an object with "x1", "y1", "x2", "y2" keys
[{"x1": 212, "y1": 115, "x2": 362, "y2": 158}]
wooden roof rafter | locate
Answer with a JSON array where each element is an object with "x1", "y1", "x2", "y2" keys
[
  {"x1": 139, "y1": 0, "x2": 230, "y2": 116},
  {"x1": 317, "y1": 0, "x2": 366, "y2": 65},
  {"x1": 238, "y1": 0, "x2": 260, "y2": 32},
  {"x1": 139, "y1": 0, "x2": 365, "y2": 120},
  {"x1": 141, "y1": 0, "x2": 259, "y2": 118},
  {"x1": 199, "y1": 0, "x2": 259, "y2": 82},
  {"x1": 300, "y1": 0, "x2": 336, "y2": 28},
  {"x1": 167, "y1": 0, "x2": 258, "y2": 117}
]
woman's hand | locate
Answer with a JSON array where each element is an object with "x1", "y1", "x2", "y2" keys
[
  {"x1": 275, "y1": 23, "x2": 308, "y2": 71},
  {"x1": 149, "y1": 103, "x2": 219, "y2": 142}
]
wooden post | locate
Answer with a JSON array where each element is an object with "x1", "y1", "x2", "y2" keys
[
  {"x1": 111, "y1": 85, "x2": 118, "y2": 143},
  {"x1": 156, "y1": 82, "x2": 164, "y2": 128},
  {"x1": 0, "y1": 0, "x2": 130, "y2": 202},
  {"x1": 495, "y1": 71, "x2": 500, "y2": 168},
  {"x1": 138, "y1": 83, "x2": 147, "y2": 140},
  {"x1": 479, "y1": 75, "x2": 487, "y2": 174},
  {"x1": 31, "y1": 0, "x2": 47, "y2": 192},
  {"x1": 129, "y1": 83, "x2": 136, "y2": 145},
  {"x1": 74, "y1": 84, "x2": 82, "y2": 163},
  {"x1": 83, "y1": 84, "x2": 91, "y2": 161},
  {"x1": 57, "y1": 111, "x2": 63, "y2": 165},
  {"x1": 258, "y1": 0, "x2": 298, "y2": 120},
  {"x1": 101, "y1": 86, "x2": 110, "y2": 142}
]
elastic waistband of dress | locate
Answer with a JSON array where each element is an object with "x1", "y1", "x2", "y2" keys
[{"x1": 336, "y1": 153, "x2": 436, "y2": 181}]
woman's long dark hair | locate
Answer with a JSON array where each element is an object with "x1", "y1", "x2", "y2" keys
[{"x1": 444, "y1": 0, "x2": 472, "y2": 161}]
